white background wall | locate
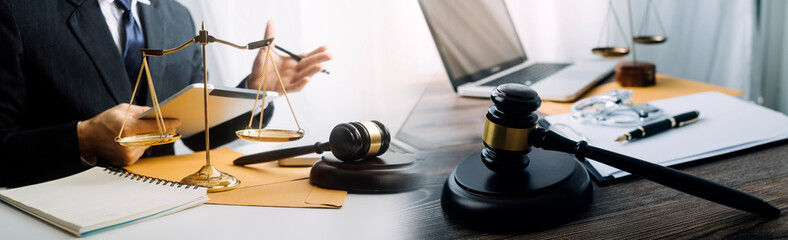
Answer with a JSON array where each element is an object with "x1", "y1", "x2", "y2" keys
[
  {"x1": 505, "y1": 0, "x2": 753, "y2": 92},
  {"x1": 173, "y1": 0, "x2": 773, "y2": 153},
  {"x1": 175, "y1": 0, "x2": 440, "y2": 152}
]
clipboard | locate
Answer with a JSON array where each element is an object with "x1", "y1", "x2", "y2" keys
[
  {"x1": 540, "y1": 92, "x2": 788, "y2": 183},
  {"x1": 140, "y1": 83, "x2": 277, "y2": 138},
  {"x1": 536, "y1": 119, "x2": 616, "y2": 182}
]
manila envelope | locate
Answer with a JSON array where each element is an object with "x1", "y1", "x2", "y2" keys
[{"x1": 124, "y1": 148, "x2": 346, "y2": 208}]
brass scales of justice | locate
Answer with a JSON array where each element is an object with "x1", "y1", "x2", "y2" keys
[
  {"x1": 114, "y1": 22, "x2": 305, "y2": 192},
  {"x1": 592, "y1": 0, "x2": 667, "y2": 87}
]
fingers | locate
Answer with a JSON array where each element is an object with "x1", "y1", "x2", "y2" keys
[
  {"x1": 254, "y1": 20, "x2": 278, "y2": 64},
  {"x1": 126, "y1": 118, "x2": 182, "y2": 136},
  {"x1": 280, "y1": 57, "x2": 299, "y2": 72},
  {"x1": 130, "y1": 106, "x2": 152, "y2": 118},
  {"x1": 303, "y1": 45, "x2": 328, "y2": 58},
  {"x1": 285, "y1": 78, "x2": 310, "y2": 92},
  {"x1": 296, "y1": 52, "x2": 332, "y2": 72},
  {"x1": 281, "y1": 47, "x2": 330, "y2": 93},
  {"x1": 108, "y1": 145, "x2": 149, "y2": 166},
  {"x1": 296, "y1": 64, "x2": 325, "y2": 80},
  {"x1": 256, "y1": 40, "x2": 329, "y2": 94},
  {"x1": 114, "y1": 103, "x2": 151, "y2": 116},
  {"x1": 161, "y1": 118, "x2": 182, "y2": 132},
  {"x1": 263, "y1": 20, "x2": 277, "y2": 57},
  {"x1": 90, "y1": 104, "x2": 169, "y2": 166},
  {"x1": 264, "y1": 20, "x2": 276, "y2": 40},
  {"x1": 268, "y1": 75, "x2": 309, "y2": 94}
]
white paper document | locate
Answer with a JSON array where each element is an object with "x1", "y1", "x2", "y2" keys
[{"x1": 544, "y1": 91, "x2": 788, "y2": 178}]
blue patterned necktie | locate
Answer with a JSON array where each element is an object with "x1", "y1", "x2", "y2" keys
[{"x1": 115, "y1": 0, "x2": 145, "y2": 86}]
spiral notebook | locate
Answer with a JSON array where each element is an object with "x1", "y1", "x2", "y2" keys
[{"x1": 0, "y1": 167, "x2": 208, "y2": 237}]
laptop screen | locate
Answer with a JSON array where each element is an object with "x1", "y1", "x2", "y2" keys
[{"x1": 419, "y1": 0, "x2": 527, "y2": 90}]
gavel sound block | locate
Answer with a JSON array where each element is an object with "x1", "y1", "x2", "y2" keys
[
  {"x1": 441, "y1": 84, "x2": 592, "y2": 232},
  {"x1": 311, "y1": 153, "x2": 421, "y2": 193},
  {"x1": 234, "y1": 121, "x2": 422, "y2": 193}
]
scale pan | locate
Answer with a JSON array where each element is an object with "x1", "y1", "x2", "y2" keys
[
  {"x1": 592, "y1": 47, "x2": 630, "y2": 57},
  {"x1": 236, "y1": 129, "x2": 304, "y2": 142},
  {"x1": 115, "y1": 132, "x2": 181, "y2": 147},
  {"x1": 633, "y1": 35, "x2": 667, "y2": 44}
]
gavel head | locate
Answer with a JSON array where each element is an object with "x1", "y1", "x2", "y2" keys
[
  {"x1": 481, "y1": 83, "x2": 541, "y2": 174},
  {"x1": 329, "y1": 121, "x2": 391, "y2": 161}
]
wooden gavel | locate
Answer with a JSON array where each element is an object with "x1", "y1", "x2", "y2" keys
[
  {"x1": 480, "y1": 84, "x2": 779, "y2": 216},
  {"x1": 233, "y1": 121, "x2": 390, "y2": 165}
]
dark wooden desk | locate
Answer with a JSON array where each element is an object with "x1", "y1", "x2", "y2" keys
[{"x1": 396, "y1": 76, "x2": 788, "y2": 239}]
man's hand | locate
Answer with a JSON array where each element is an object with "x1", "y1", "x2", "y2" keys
[
  {"x1": 77, "y1": 104, "x2": 181, "y2": 166},
  {"x1": 247, "y1": 20, "x2": 332, "y2": 93}
]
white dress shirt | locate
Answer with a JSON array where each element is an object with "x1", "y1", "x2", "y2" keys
[{"x1": 97, "y1": 0, "x2": 151, "y2": 54}]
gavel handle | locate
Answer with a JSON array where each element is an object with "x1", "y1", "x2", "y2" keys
[
  {"x1": 233, "y1": 142, "x2": 331, "y2": 166},
  {"x1": 531, "y1": 128, "x2": 780, "y2": 218}
]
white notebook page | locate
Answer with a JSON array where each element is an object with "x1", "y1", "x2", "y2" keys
[{"x1": 0, "y1": 167, "x2": 207, "y2": 236}]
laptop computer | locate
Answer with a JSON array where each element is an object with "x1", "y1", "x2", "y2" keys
[{"x1": 418, "y1": 0, "x2": 615, "y2": 102}]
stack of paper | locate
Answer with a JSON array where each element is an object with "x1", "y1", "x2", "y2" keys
[{"x1": 544, "y1": 91, "x2": 788, "y2": 179}]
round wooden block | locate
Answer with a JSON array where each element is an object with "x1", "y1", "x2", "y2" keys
[
  {"x1": 309, "y1": 153, "x2": 422, "y2": 193},
  {"x1": 615, "y1": 61, "x2": 656, "y2": 87},
  {"x1": 441, "y1": 148, "x2": 592, "y2": 232}
]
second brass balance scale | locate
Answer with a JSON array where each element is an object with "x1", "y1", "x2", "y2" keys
[
  {"x1": 114, "y1": 23, "x2": 304, "y2": 192},
  {"x1": 592, "y1": 0, "x2": 667, "y2": 57}
]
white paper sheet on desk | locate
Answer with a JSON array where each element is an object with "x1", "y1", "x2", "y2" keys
[{"x1": 544, "y1": 91, "x2": 788, "y2": 178}]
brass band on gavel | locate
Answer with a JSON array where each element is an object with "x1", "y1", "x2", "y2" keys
[{"x1": 482, "y1": 119, "x2": 535, "y2": 152}]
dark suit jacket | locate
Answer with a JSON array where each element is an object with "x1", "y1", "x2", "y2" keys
[{"x1": 0, "y1": 0, "x2": 271, "y2": 187}]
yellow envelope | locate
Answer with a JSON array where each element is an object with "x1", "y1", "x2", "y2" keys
[
  {"x1": 125, "y1": 148, "x2": 346, "y2": 208},
  {"x1": 208, "y1": 179, "x2": 346, "y2": 208}
]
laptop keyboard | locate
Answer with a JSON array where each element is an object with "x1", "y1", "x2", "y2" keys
[{"x1": 481, "y1": 63, "x2": 571, "y2": 87}]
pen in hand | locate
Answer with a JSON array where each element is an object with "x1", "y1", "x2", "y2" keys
[
  {"x1": 275, "y1": 45, "x2": 330, "y2": 75},
  {"x1": 615, "y1": 110, "x2": 700, "y2": 142}
]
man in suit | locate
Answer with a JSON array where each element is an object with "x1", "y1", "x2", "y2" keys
[{"x1": 0, "y1": 0, "x2": 332, "y2": 187}]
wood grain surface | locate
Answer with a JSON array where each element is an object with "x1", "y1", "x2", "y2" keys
[{"x1": 395, "y1": 76, "x2": 787, "y2": 239}]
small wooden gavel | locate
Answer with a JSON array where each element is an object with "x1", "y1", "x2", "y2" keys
[{"x1": 233, "y1": 121, "x2": 390, "y2": 165}]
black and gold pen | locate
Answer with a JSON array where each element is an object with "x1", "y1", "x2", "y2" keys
[{"x1": 615, "y1": 111, "x2": 700, "y2": 142}]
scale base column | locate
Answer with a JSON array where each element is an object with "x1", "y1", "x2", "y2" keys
[
  {"x1": 181, "y1": 165, "x2": 240, "y2": 193},
  {"x1": 615, "y1": 61, "x2": 656, "y2": 87},
  {"x1": 441, "y1": 148, "x2": 593, "y2": 232}
]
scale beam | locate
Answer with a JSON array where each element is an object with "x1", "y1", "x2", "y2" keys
[{"x1": 115, "y1": 22, "x2": 302, "y2": 192}]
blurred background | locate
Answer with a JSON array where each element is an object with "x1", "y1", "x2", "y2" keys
[{"x1": 174, "y1": 0, "x2": 788, "y2": 153}]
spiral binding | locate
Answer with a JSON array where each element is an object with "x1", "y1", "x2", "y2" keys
[{"x1": 103, "y1": 166, "x2": 202, "y2": 189}]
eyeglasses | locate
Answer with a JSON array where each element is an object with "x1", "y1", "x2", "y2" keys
[{"x1": 570, "y1": 90, "x2": 663, "y2": 127}]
